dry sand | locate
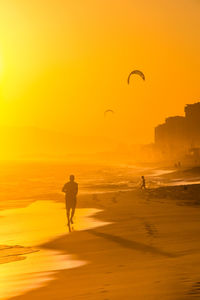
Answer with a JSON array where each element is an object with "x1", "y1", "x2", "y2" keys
[{"x1": 9, "y1": 184, "x2": 200, "y2": 300}]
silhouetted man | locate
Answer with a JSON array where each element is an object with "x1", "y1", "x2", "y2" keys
[
  {"x1": 141, "y1": 176, "x2": 146, "y2": 189},
  {"x1": 62, "y1": 175, "x2": 78, "y2": 226}
]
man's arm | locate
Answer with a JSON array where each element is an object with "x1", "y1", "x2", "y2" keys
[{"x1": 62, "y1": 183, "x2": 67, "y2": 193}]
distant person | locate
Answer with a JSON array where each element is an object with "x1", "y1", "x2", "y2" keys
[
  {"x1": 62, "y1": 175, "x2": 78, "y2": 226},
  {"x1": 141, "y1": 176, "x2": 146, "y2": 189}
]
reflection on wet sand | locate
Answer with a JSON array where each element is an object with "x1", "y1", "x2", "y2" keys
[
  {"x1": 167, "y1": 179, "x2": 200, "y2": 186},
  {"x1": 0, "y1": 245, "x2": 38, "y2": 264},
  {"x1": 0, "y1": 248, "x2": 85, "y2": 300},
  {"x1": 0, "y1": 200, "x2": 109, "y2": 299}
]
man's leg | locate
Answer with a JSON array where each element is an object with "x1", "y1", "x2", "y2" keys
[
  {"x1": 70, "y1": 208, "x2": 75, "y2": 224},
  {"x1": 65, "y1": 200, "x2": 70, "y2": 225},
  {"x1": 66, "y1": 207, "x2": 70, "y2": 225},
  {"x1": 70, "y1": 199, "x2": 77, "y2": 224}
]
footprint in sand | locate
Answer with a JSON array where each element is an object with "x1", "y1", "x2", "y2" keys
[
  {"x1": 144, "y1": 222, "x2": 158, "y2": 237},
  {"x1": 112, "y1": 196, "x2": 117, "y2": 203},
  {"x1": 187, "y1": 281, "x2": 200, "y2": 296},
  {"x1": 93, "y1": 194, "x2": 99, "y2": 202}
]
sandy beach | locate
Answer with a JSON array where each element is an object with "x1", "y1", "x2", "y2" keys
[
  {"x1": 1, "y1": 163, "x2": 200, "y2": 299},
  {"x1": 5, "y1": 183, "x2": 200, "y2": 299}
]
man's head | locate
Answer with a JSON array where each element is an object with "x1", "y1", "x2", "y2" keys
[{"x1": 69, "y1": 174, "x2": 75, "y2": 182}]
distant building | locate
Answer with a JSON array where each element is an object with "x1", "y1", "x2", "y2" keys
[
  {"x1": 154, "y1": 102, "x2": 200, "y2": 163},
  {"x1": 185, "y1": 102, "x2": 200, "y2": 148}
]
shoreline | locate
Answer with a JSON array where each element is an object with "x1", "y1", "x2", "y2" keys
[
  {"x1": 1, "y1": 163, "x2": 200, "y2": 299},
  {"x1": 0, "y1": 201, "x2": 110, "y2": 300},
  {"x1": 10, "y1": 183, "x2": 200, "y2": 300}
]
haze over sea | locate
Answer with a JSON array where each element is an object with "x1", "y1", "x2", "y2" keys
[{"x1": 0, "y1": 161, "x2": 157, "y2": 209}]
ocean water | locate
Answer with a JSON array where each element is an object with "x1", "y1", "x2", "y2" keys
[{"x1": 0, "y1": 161, "x2": 151, "y2": 207}]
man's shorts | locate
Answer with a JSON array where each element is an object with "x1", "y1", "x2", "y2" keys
[{"x1": 65, "y1": 197, "x2": 77, "y2": 210}]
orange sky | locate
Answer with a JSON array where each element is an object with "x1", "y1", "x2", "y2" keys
[{"x1": 0, "y1": 0, "x2": 199, "y2": 144}]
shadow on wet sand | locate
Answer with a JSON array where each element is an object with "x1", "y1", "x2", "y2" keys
[{"x1": 89, "y1": 230, "x2": 177, "y2": 258}]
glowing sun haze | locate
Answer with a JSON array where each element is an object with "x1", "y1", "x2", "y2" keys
[{"x1": 0, "y1": 0, "x2": 199, "y2": 146}]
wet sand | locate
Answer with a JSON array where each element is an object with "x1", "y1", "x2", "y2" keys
[
  {"x1": 9, "y1": 185, "x2": 200, "y2": 300},
  {"x1": 159, "y1": 166, "x2": 200, "y2": 187},
  {"x1": 0, "y1": 201, "x2": 108, "y2": 299}
]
